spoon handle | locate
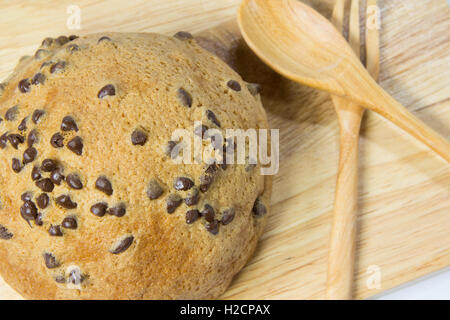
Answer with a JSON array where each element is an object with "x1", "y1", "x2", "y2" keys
[
  {"x1": 365, "y1": 83, "x2": 450, "y2": 162},
  {"x1": 327, "y1": 97, "x2": 363, "y2": 299},
  {"x1": 345, "y1": 69, "x2": 450, "y2": 162}
]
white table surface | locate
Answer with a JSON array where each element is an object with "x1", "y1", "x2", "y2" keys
[{"x1": 372, "y1": 267, "x2": 450, "y2": 300}]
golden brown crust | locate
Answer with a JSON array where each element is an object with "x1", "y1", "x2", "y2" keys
[{"x1": 0, "y1": 32, "x2": 271, "y2": 299}]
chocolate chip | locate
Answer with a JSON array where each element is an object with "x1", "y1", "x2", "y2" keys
[
  {"x1": 21, "y1": 192, "x2": 33, "y2": 202},
  {"x1": 12, "y1": 158, "x2": 22, "y2": 173},
  {"x1": 98, "y1": 36, "x2": 111, "y2": 43},
  {"x1": 27, "y1": 129, "x2": 38, "y2": 147},
  {"x1": 186, "y1": 209, "x2": 199, "y2": 224},
  {"x1": 176, "y1": 88, "x2": 192, "y2": 108},
  {"x1": 34, "y1": 49, "x2": 50, "y2": 60},
  {"x1": 55, "y1": 195, "x2": 77, "y2": 209},
  {"x1": 220, "y1": 151, "x2": 229, "y2": 166},
  {"x1": 35, "y1": 212, "x2": 44, "y2": 226},
  {"x1": 221, "y1": 208, "x2": 235, "y2": 225},
  {"x1": 20, "y1": 200, "x2": 38, "y2": 221},
  {"x1": 8, "y1": 133, "x2": 21, "y2": 150},
  {"x1": 23, "y1": 147, "x2": 37, "y2": 164},
  {"x1": 18, "y1": 117, "x2": 28, "y2": 131},
  {"x1": 47, "y1": 169, "x2": 62, "y2": 187},
  {"x1": 31, "y1": 73, "x2": 46, "y2": 85},
  {"x1": 56, "y1": 35, "x2": 69, "y2": 45},
  {"x1": 184, "y1": 187, "x2": 199, "y2": 206},
  {"x1": 219, "y1": 162, "x2": 227, "y2": 170},
  {"x1": 194, "y1": 124, "x2": 208, "y2": 139},
  {"x1": 36, "y1": 193, "x2": 49, "y2": 209},
  {"x1": 50, "y1": 133, "x2": 64, "y2": 148},
  {"x1": 0, "y1": 132, "x2": 8, "y2": 149},
  {"x1": 107, "y1": 204, "x2": 126, "y2": 217},
  {"x1": 54, "y1": 276, "x2": 66, "y2": 284},
  {"x1": 8, "y1": 133, "x2": 25, "y2": 149},
  {"x1": 173, "y1": 177, "x2": 194, "y2": 191},
  {"x1": 165, "y1": 140, "x2": 180, "y2": 158},
  {"x1": 43, "y1": 253, "x2": 60, "y2": 269},
  {"x1": 6, "y1": 132, "x2": 21, "y2": 149},
  {"x1": 41, "y1": 159, "x2": 57, "y2": 172},
  {"x1": 67, "y1": 44, "x2": 80, "y2": 53},
  {"x1": 0, "y1": 225, "x2": 13, "y2": 240},
  {"x1": 110, "y1": 236, "x2": 134, "y2": 254},
  {"x1": 31, "y1": 166, "x2": 41, "y2": 181},
  {"x1": 205, "y1": 163, "x2": 218, "y2": 174},
  {"x1": 131, "y1": 129, "x2": 147, "y2": 146},
  {"x1": 48, "y1": 225, "x2": 63, "y2": 236},
  {"x1": 62, "y1": 216, "x2": 77, "y2": 229},
  {"x1": 247, "y1": 83, "x2": 262, "y2": 96},
  {"x1": 5, "y1": 105, "x2": 18, "y2": 121},
  {"x1": 166, "y1": 194, "x2": 182, "y2": 214},
  {"x1": 202, "y1": 204, "x2": 215, "y2": 222},
  {"x1": 67, "y1": 136, "x2": 83, "y2": 155},
  {"x1": 209, "y1": 134, "x2": 222, "y2": 150},
  {"x1": 252, "y1": 198, "x2": 267, "y2": 217},
  {"x1": 36, "y1": 178, "x2": 55, "y2": 192},
  {"x1": 66, "y1": 174, "x2": 83, "y2": 190},
  {"x1": 68, "y1": 269, "x2": 85, "y2": 284},
  {"x1": 206, "y1": 110, "x2": 221, "y2": 127},
  {"x1": 217, "y1": 157, "x2": 227, "y2": 172},
  {"x1": 40, "y1": 61, "x2": 53, "y2": 70},
  {"x1": 50, "y1": 168, "x2": 65, "y2": 185},
  {"x1": 166, "y1": 140, "x2": 177, "y2": 153},
  {"x1": 96, "y1": 176, "x2": 113, "y2": 196},
  {"x1": 69, "y1": 35, "x2": 79, "y2": 41},
  {"x1": 90, "y1": 202, "x2": 108, "y2": 217},
  {"x1": 50, "y1": 61, "x2": 66, "y2": 74},
  {"x1": 227, "y1": 80, "x2": 241, "y2": 91},
  {"x1": 166, "y1": 140, "x2": 177, "y2": 155},
  {"x1": 174, "y1": 31, "x2": 193, "y2": 40},
  {"x1": 32, "y1": 109, "x2": 45, "y2": 124},
  {"x1": 41, "y1": 37, "x2": 53, "y2": 47},
  {"x1": 36, "y1": 178, "x2": 54, "y2": 192},
  {"x1": 0, "y1": 83, "x2": 5, "y2": 95},
  {"x1": 98, "y1": 84, "x2": 115, "y2": 99},
  {"x1": 61, "y1": 116, "x2": 78, "y2": 132},
  {"x1": 199, "y1": 175, "x2": 213, "y2": 193},
  {"x1": 205, "y1": 219, "x2": 219, "y2": 235},
  {"x1": 147, "y1": 179, "x2": 163, "y2": 200}
]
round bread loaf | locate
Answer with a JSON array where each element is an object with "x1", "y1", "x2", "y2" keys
[{"x1": 0, "y1": 32, "x2": 271, "y2": 299}]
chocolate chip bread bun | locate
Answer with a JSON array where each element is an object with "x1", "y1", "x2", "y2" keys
[{"x1": 0, "y1": 32, "x2": 271, "y2": 299}]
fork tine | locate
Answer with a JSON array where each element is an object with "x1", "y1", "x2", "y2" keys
[
  {"x1": 366, "y1": 0, "x2": 380, "y2": 80},
  {"x1": 331, "y1": 0, "x2": 347, "y2": 32},
  {"x1": 349, "y1": 0, "x2": 361, "y2": 59}
]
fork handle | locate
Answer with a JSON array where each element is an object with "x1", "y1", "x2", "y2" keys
[{"x1": 326, "y1": 96, "x2": 364, "y2": 300}]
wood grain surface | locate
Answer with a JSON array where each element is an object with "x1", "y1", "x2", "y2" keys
[{"x1": 0, "y1": 0, "x2": 449, "y2": 299}]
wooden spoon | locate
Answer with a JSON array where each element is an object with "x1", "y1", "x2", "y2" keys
[{"x1": 238, "y1": 0, "x2": 450, "y2": 162}]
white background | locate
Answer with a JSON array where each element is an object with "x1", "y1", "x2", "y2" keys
[{"x1": 373, "y1": 267, "x2": 450, "y2": 300}]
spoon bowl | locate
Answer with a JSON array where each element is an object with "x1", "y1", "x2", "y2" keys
[
  {"x1": 238, "y1": 0, "x2": 450, "y2": 161},
  {"x1": 239, "y1": 0, "x2": 360, "y2": 96}
]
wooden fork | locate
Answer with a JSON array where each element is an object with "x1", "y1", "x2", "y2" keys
[{"x1": 326, "y1": 0, "x2": 380, "y2": 300}]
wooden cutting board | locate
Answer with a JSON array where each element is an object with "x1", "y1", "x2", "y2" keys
[{"x1": 0, "y1": 0, "x2": 449, "y2": 299}]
